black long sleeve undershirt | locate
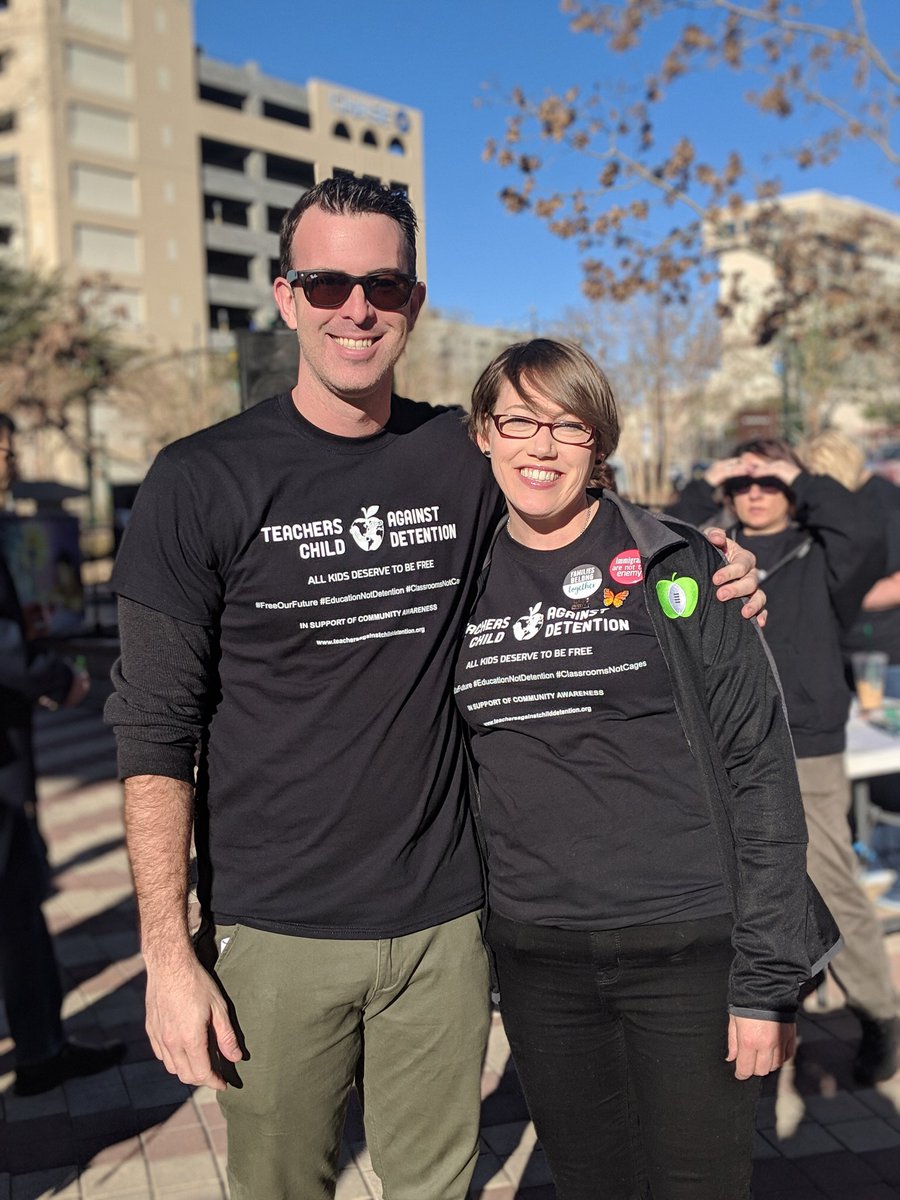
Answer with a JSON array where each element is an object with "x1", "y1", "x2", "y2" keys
[{"x1": 104, "y1": 596, "x2": 217, "y2": 782}]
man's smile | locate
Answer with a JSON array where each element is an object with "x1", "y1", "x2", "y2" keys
[{"x1": 331, "y1": 335, "x2": 378, "y2": 349}]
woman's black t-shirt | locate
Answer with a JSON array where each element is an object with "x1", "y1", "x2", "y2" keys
[{"x1": 454, "y1": 503, "x2": 729, "y2": 930}]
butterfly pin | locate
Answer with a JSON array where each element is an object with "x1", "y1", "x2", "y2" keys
[{"x1": 603, "y1": 587, "x2": 629, "y2": 608}]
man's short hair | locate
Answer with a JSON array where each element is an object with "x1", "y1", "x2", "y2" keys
[
  {"x1": 0, "y1": 412, "x2": 16, "y2": 436},
  {"x1": 279, "y1": 177, "x2": 419, "y2": 278}
]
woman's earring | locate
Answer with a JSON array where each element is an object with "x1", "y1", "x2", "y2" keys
[{"x1": 483, "y1": 450, "x2": 491, "y2": 458}]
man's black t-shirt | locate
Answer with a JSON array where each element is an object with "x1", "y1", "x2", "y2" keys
[
  {"x1": 112, "y1": 393, "x2": 502, "y2": 938},
  {"x1": 454, "y1": 504, "x2": 728, "y2": 930}
]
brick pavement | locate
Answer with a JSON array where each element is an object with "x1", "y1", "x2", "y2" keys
[{"x1": 1, "y1": 703, "x2": 900, "y2": 1198}]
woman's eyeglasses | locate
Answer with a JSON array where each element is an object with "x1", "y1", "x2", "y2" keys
[
  {"x1": 490, "y1": 414, "x2": 596, "y2": 446},
  {"x1": 285, "y1": 269, "x2": 416, "y2": 312}
]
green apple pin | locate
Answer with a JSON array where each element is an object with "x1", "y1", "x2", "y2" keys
[{"x1": 656, "y1": 573, "x2": 699, "y2": 619}]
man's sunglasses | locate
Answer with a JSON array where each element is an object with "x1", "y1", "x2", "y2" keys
[
  {"x1": 722, "y1": 475, "x2": 791, "y2": 498},
  {"x1": 284, "y1": 269, "x2": 417, "y2": 312}
]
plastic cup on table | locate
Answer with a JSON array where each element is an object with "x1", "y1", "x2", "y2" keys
[{"x1": 852, "y1": 650, "x2": 889, "y2": 715}]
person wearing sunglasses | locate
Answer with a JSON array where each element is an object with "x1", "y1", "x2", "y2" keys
[
  {"x1": 456, "y1": 343, "x2": 838, "y2": 1200},
  {"x1": 669, "y1": 438, "x2": 897, "y2": 1087},
  {"x1": 106, "y1": 177, "x2": 767, "y2": 1200}
]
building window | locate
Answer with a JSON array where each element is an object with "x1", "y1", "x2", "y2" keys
[
  {"x1": 207, "y1": 249, "x2": 253, "y2": 280},
  {"x1": 267, "y1": 205, "x2": 288, "y2": 234},
  {"x1": 265, "y1": 154, "x2": 314, "y2": 188},
  {"x1": 332, "y1": 122, "x2": 351, "y2": 140},
  {"x1": 63, "y1": 0, "x2": 128, "y2": 39},
  {"x1": 0, "y1": 225, "x2": 12, "y2": 245},
  {"x1": 65, "y1": 42, "x2": 133, "y2": 100},
  {"x1": 69, "y1": 103, "x2": 134, "y2": 157},
  {"x1": 74, "y1": 224, "x2": 140, "y2": 274},
  {"x1": 0, "y1": 156, "x2": 16, "y2": 186},
  {"x1": 0, "y1": 51, "x2": 12, "y2": 74},
  {"x1": 211, "y1": 304, "x2": 254, "y2": 332},
  {"x1": 0, "y1": 111, "x2": 14, "y2": 134},
  {"x1": 201, "y1": 138, "x2": 250, "y2": 174},
  {"x1": 388, "y1": 137, "x2": 405, "y2": 156},
  {"x1": 262, "y1": 100, "x2": 310, "y2": 128},
  {"x1": 90, "y1": 286, "x2": 144, "y2": 328},
  {"x1": 205, "y1": 194, "x2": 250, "y2": 227},
  {"x1": 362, "y1": 130, "x2": 378, "y2": 147},
  {"x1": 72, "y1": 163, "x2": 138, "y2": 216},
  {"x1": 199, "y1": 82, "x2": 246, "y2": 110}
]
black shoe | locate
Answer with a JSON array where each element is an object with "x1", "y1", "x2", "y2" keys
[
  {"x1": 13, "y1": 1039, "x2": 127, "y2": 1096},
  {"x1": 853, "y1": 1016, "x2": 898, "y2": 1085}
]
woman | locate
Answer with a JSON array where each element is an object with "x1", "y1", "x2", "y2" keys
[
  {"x1": 669, "y1": 435, "x2": 894, "y2": 1085},
  {"x1": 454, "y1": 341, "x2": 838, "y2": 1200}
]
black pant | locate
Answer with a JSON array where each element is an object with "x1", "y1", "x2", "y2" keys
[
  {"x1": 487, "y1": 911, "x2": 760, "y2": 1200},
  {"x1": 0, "y1": 805, "x2": 64, "y2": 1065}
]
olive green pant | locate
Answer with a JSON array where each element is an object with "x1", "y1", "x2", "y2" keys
[{"x1": 208, "y1": 912, "x2": 490, "y2": 1200}]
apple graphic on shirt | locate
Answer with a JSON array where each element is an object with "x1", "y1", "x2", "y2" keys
[
  {"x1": 656, "y1": 573, "x2": 699, "y2": 619},
  {"x1": 513, "y1": 602, "x2": 544, "y2": 641},
  {"x1": 350, "y1": 505, "x2": 385, "y2": 551}
]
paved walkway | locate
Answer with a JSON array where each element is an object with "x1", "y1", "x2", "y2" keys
[{"x1": 2, "y1": 703, "x2": 900, "y2": 1198}]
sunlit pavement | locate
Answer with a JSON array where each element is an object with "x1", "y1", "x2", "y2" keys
[{"x1": 2, "y1": 705, "x2": 900, "y2": 1199}]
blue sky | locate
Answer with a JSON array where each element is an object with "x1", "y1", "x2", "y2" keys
[{"x1": 194, "y1": 0, "x2": 898, "y2": 332}]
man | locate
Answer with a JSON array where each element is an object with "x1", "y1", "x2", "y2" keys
[
  {"x1": 106, "y1": 177, "x2": 764, "y2": 1200},
  {"x1": 0, "y1": 412, "x2": 124, "y2": 1095}
]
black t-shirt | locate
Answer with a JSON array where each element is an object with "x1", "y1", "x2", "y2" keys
[
  {"x1": 844, "y1": 475, "x2": 900, "y2": 663},
  {"x1": 112, "y1": 392, "x2": 502, "y2": 938},
  {"x1": 454, "y1": 503, "x2": 728, "y2": 930}
]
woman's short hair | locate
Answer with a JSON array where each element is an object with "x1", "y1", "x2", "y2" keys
[
  {"x1": 802, "y1": 429, "x2": 866, "y2": 492},
  {"x1": 469, "y1": 339, "x2": 620, "y2": 462}
]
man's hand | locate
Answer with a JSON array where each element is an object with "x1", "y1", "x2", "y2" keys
[
  {"x1": 145, "y1": 954, "x2": 243, "y2": 1091},
  {"x1": 727, "y1": 1014, "x2": 796, "y2": 1079},
  {"x1": 704, "y1": 527, "x2": 768, "y2": 627}
]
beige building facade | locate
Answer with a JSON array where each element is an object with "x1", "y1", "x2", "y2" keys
[
  {"x1": 0, "y1": 0, "x2": 425, "y2": 355},
  {"x1": 705, "y1": 190, "x2": 900, "y2": 440}
]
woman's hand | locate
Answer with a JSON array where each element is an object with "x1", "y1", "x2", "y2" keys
[
  {"x1": 743, "y1": 456, "x2": 801, "y2": 488},
  {"x1": 704, "y1": 457, "x2": 745, "y2": 487},
  {"x1": 704, "y1": 528, "x2": 768, "y2": 627},
  {"x1": 727, "y1": 1014, "x2": 796, "y2": 1079}
]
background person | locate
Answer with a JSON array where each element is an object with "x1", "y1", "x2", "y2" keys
[
  {"x1": 668, "y1": 437, "x2": 896, "y2": 1084},
  {"x1": 804, "y1": 429, "x2": 900, "y2": 911},
  {"x1": 0, "y1": 411, "x2": 123, "y2": 1096},
  {"x1": 455, "y1": 341, "x2": 837, "y2": 1200}
]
